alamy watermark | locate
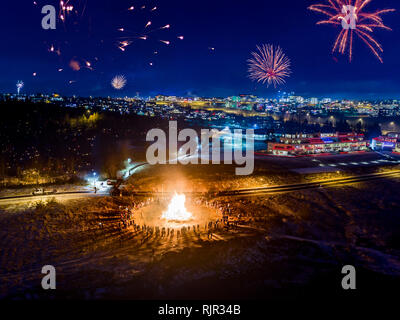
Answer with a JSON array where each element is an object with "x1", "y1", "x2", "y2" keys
[
  {"x1": 341, "y1": 5, "x2": 357, "y2": 30},
  {"x1": 341, "y1": 265, "x2": 356, "y2": 290},
  {"x1": 41, "y1": 265, "x2": 56, "y2": 290},
  {"x1": 41, "y1": 5, "x2": 56, "y2": 30},
  {"x1": 146, "y1": 121, "x2": 255, "y2": 176}
]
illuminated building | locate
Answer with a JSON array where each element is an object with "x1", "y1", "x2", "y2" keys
[
  {"x1": 268, "y1": 132, "x2": 368, "y2": 156},
  {"x1": 371, "y1": 132, "x2": 400, "y2": 151},
  {"x1": 395, "y1": 142, "x2": 400, "y2": 154}
]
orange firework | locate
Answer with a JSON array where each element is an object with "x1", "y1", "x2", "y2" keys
[
  {"x1": 116, "y1": 5, "x2": 177, "y2": 52},
  {"x1": 248, "y1": 44, "x2": 291, "y2": 88},
  {"x1": 309, "y1": 0, "x2": 395, "y2": 63},
  {"x1": 59, "y1": 0, "x2": 87, "y2": 23}
]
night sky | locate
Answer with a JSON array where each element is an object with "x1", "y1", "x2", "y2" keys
[{"x1": 1, "y1": 0, "x2": 399, "y2": 98}]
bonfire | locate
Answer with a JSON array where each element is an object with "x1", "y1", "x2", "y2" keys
[{"x1": 161, "y1": 193, "x2": 193, "y2": 221}]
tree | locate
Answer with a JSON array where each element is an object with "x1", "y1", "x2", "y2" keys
[{"x1": 0, "y1": 156, "x2": 6, "y2": 186}]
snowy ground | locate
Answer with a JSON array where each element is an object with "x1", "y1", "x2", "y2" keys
[{"x1": 1, "y1": 176, "x2": 400, "y2": 300}]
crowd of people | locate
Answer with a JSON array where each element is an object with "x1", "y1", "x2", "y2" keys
[
  {"x1": 108, "y1": 196, "x2": 245, "y2": 242},
  {"x1": 202, "y1": 197, "x2": 272, "y2": 226},
  {"x1": 196, "y1": 197, "x2": 244, "y2": 227}
]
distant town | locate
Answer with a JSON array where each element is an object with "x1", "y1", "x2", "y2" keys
[
  {"x1": 3, "y1": 92, "x2": 400, "y2": 118},
  {"x1": 1, "y1": 91, "x2": 400, "y2": 180}
]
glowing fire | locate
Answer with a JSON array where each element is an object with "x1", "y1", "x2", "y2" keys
[{"x1": 162, "y1": 193, "x2": 193, "y2": 221}]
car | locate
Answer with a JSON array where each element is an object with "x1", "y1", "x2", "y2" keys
[
  {"x1": 107, "y1": 179, "x2": 117, "y2": 186},
  {"x1": 32, "y1": 188, "x2": 57, "y2": 196},
  {"x1": 44, "y1": 189, "x2": 58, "y2": 195},
  {"x1": 32, "y1": 188, "x2": 44, "y2": 195}
]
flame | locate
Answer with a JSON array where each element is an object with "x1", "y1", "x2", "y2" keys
[{"x1": 162, "y1": 193, "x2": 193, "y2": 221}]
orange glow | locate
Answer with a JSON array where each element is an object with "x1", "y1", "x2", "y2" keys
[{"x1": 161, "y1": 193, "x2": 193, "y2": 221}]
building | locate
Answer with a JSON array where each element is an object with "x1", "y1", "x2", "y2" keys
[
  {"x1": 268, "y1": 132, "x2": 368, "y2": 156},
  {"x1": 321, "y1": 98, "x2": 332, "y2": 104},
  {"x1": 371, "y1": 132, "x2": 400, "y2": 151},
  {"x1": 395, "y1": 142, "x2": 400, "y2": 154}
]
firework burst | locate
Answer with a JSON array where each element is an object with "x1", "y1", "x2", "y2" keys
[
  {"x1": 116, "y1": 5, "x2": 178, "y2": 52},
  {"x1": 111, "y1": 75, "x2": 127, "y2": 90},
  {"x1": 58, "y1": 0, "x2": 87, "y2": 24},
  {"x1": 248, "y1": 44, "x2": 291, "y2": 88},
  {"x1": 16, "y1": 81, "x2": 24, "y2": 95},
  {"x1": 309, "y1": 0, "x2": 395, "y2": 63}
]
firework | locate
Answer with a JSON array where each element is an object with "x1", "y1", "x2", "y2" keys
[
  {"x1": 116, "y1": 5, "x2": 178, "y2": 53},
  {"x1": 16, "y1": 81, "x2": 24, "y2": 95},
  {"x1": 44, "y1": 0, "x2": 93, "y2": 76},
  {"x1": 248, "y1": 44, "x2": 291, "y2": 88},
  {"x1": 58, "y1": 0, "x2": 88, "y2": 23},
  {"x1": 309, "y1": 0, "x2": 395, "y2": 63},
  {"x1": 111, "y1": 75, "x2": 127, "y2": 90},
  {"x1": 69, "y1": 59, "x2": 81, "y2": 71}
]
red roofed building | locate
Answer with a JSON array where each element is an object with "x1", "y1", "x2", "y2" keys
[
  {"x1": 268, "y1": 132, "x2": 368, "y2": 156},
  {"x1": 371, "y1": 132, "x2": 400, "y2": 151}
]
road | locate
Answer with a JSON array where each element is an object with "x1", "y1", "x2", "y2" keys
[
  {"x1": 217, "y1": 170, "x2": 400, "y2": 197},
  {"x1": 1, "y1": 170, "x2": 400, "y2": 206},
  {"x1": 0, "y1": 191, "x2": 104, "y2": 207},
  {"x1": 131, "y1": 170, "x2": 400, "y2": 197}
]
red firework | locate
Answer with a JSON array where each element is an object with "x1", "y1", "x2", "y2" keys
[
  {"x1": 309, "y1": 0, "x2": 395, "y2": 63},
  {"x1": 248, "y1": 44, "x2": 291, "y2": 88}
]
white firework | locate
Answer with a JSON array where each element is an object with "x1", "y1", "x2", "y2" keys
[
  {"x1": 16, "y1": 81, "x2": 24, "y2": 95},
  {"x1": 111, "y1": 75, "x2": 127, "y2": 90}
]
